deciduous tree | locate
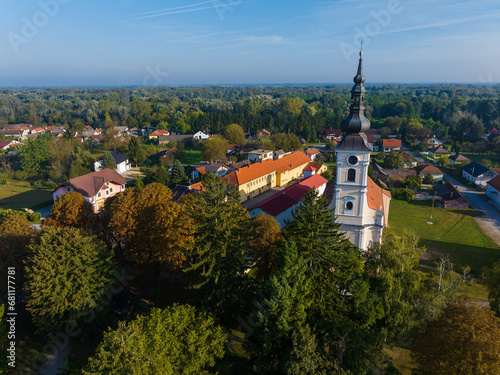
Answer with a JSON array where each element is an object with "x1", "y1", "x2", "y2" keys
[
  {"x1": 224, "y1": 123, "x2": 245, "y2": 144},
  {"x1": 412, "y1": 301, "x2": 500, "y2": 375},
  {"x1": 44, "y1": 191, "x2": 93, "y2": 229},
  {"x1": 201, "y1": 136, "x2": 229, "y2": 161}
]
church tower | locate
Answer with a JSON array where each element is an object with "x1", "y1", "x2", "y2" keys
[{"x1": 331, "y1": 50, "x2": 391, "y2": 250}]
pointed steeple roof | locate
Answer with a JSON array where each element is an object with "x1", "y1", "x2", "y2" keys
[{"x1": 341, "y1": 49, "x2": 370, "y2": 134}]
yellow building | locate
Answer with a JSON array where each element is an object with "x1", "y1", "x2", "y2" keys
[{"x1": 224, "y1": 152, "x2": 312, "y2": 202}]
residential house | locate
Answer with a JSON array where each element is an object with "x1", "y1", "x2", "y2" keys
[
  {"x1": 248, "y1": 149, "x2": 274, "y2": 163},
  {"x1": 382, "y1": 139, "x2": 402, "y2": 152},
  {"x1": 434, "y1": 182, "x2": 469, "y2": 209},
  {"x1": 320, "y1": 129, "x2": 342, "y2": 142},
  {"x1": 380, "y1": 168, "x2": 417, "y2": 182},
  {"x1": 149, "y1": 129, "x2": 170, "y2": 140},
  {"x1": 0, "y1": 139, "x2": 21, "y2": 150},
  {"x1": 52, "y1": 169, "x2": 126, "y2": 212},
  {"x1": 274, "y1": 150, "x2": 289, "y2": 160},
  {"x1": 427, "y1": 145, "x2": 451, "y2": 159},
  {"x1": 414, "y1": 164, "x2": 444, "y2": 183},
  {"x1": 400, "y1": 151, "x2": 419, "y2": 167},
  {"x1": 249, "y1": 174, "x2": 328, "y2": 227},
  {"x1": 191, "y1": 162, "x2": 229, "y2": 180},
  {"x1": 257, "y1": 129, "x2": 271, "y2": 138},
  {"x1": 1, "y1": 128, "x2": 29, "y2": 139},
  {"x1": 304, "y1": 162, "x2": 328, "y2": 177},
  {"x1": 418, "y1": 135, "x2": 442, "y2": 145},
  {"x1": 223, "y1": 151, "x2": 311, "y2": 202},
  {"x1": 486, "y1": 175, "x2": 500, "y2": 209},
  {"x1": 305, "y1": 147, "x2": 322, "y2": 161},
  {"x1": 449, "y1": 154, "x2": 471, "y2": 165},
  {"x1": 193, "y1": 131, "x2": 210, "y2": 141},
  {"x1": 94, "y1": 151, "x2": 131, "y2": 174},
  {"x1": 462, "y1": 161, "x2": 498, "y2": 187}
]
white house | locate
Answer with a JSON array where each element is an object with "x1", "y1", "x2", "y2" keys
[
  {"x1": 94, "y1": 151, "x2": 131, "y2": 175},
  {"x1": 248, "y1": 149, "x2": 274, "y2": 163},
  {"x1": 462, "y1": 161, "x2": 497, "y2": 187},
  {"x1": 193, "y1": 131, "x2": 210, "y2": 141},
  {"x1": 305, "y1": 148, "x2": 322, "y2": 161},
  {"x1": 486, "y1": 175, "x2": 500, "y2": 209}
]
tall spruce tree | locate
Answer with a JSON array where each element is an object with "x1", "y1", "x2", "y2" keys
[
  {"x1": 171, "y1": 159, "x2": 187, "y2": 185},
  {"x1": 182, "y1": 174, "x2": 251, "y2": 318},
  {"x1": 247, "y1": 241, "x2": 322, "y2": 374},
  {"x1": 101, "y1": 151, "x2": 117, "y2": 170},
  {"x1": 284, "y1": 190, "x2": 365, "y2": 321},
  {"x1": 127, "y1": 136, "x2": 146, "y2": 167}
]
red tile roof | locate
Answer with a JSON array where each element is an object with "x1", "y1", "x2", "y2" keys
[
  {"x1": 255, "y1": 174, "x2": 328, "y2": 217},
  {"x1": 415, "y1": 164, "x2": 444, "y2": 175},
  {"x1": 58, "y1": 169, "x2": 125, "y2": 197},
  {"x1": 383, "y1": 139, "x2": 402, "y2": 148},
  {"x1": 449, "y1": 154, "x2": 471, "y2": 162},
  {"x1": 367, "y1": 177, "x2": 391, "y2": 211},
  {"x1": 306, "y1": 148, "x2": 321, "y2": 155},
  {"x1": 428, "y1": 145, "x2": 450, "y2": 154}
]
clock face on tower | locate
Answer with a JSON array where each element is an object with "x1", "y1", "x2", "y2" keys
[{"x1": 347, "y1": 155, "x2": 358, "y2": 166}]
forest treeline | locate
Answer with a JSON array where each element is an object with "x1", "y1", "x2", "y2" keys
[{"x1": 1, "y1": 84, "x2": 500, "y2": 144}]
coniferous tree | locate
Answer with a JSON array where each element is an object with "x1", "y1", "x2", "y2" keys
[
  {"x1": 182, "y1": 174, "x2": 251, "y2": 318},
  {"x1": 484, "y1": 261, "x2": 500, "y2": 317},
  {"x1": 127, "y1": 136, "x2": 146, "y2": 167},
  {"x1": 101, "y1": 151, "x2": 117, "y2": 170},
  {"x1": 84, "y1": 305, "x2": 226, "y2": 375},
  {"x1": 24, "y1": 227, "x2": 114, "y2": 332},
  {"x1": 247, "y1": 241, "x2": 322, "y2": 374},
  {"x1": 171, "y1": 159, "x2": 187, "y2": 185}
]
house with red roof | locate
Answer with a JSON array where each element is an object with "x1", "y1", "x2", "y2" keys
[
  {"x1": 449, "y1": 154, "x2": 471, "y2": 165},
  {"x1": 0, "y1": 139, "x2": 21, "y2": 150},
  {"x1": 382, "y1": 139, "x2": 402, "y2": 152},
  {"x1": 428, "y1": 145, "x2": 451, "y2": 159},
  {"x1": 305, "y1": 147, "x2": 322, "y2": 161},
  {"x1": 414, "y1": 164, "x2": 444, "y2": 182},
  {"x1": 52, "y1": 169, "x2": 126, "y2": 212},
  {"x1": 320, "y1": 129, "x2": 342, "y2": 141},
  {"x1": 249, "y1": 174, "x2": 328, "y2": 227}
]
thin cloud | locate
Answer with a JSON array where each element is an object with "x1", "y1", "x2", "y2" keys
[
  {"x1": 130, "y1": 0, "x2": 256, "y2": 20},
  {"x1": 131, "y1": 1, "x2": 217, "y2": 17}
]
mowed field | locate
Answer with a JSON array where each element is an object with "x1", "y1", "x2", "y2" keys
[
  {"x1": 388, "y1": 200, "x2": 500, "y2": 275},
  {"x1": 0, "y1": 179, "x2": 53, "y2": 210}
]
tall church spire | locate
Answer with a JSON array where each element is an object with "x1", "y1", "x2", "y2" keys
[{"x1": 341, "y1": 49, "x2": 370, "y2": 134}]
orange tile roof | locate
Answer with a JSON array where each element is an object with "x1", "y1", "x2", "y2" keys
[
  {"x1": 223, "y1": 151, "x2": 311, "y2": 186},
  {"x1": 306, "y1": 148, "x2": 321, "y2": 155},
  {"x1": 367, "y1": 177, "x2": 391, "y2": 211},
  {"x1": 383, "y1": 139, "x2": 402, "y2": 148},
  {"x1": 189, "y1": 182, "x2": 206, "y2": 191}
]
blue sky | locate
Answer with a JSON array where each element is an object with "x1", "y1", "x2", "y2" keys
[{"x1": 0, "y1": 0, "x2": 499, "y2": 86}]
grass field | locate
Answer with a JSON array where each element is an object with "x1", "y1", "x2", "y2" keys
[
  {"x1": 0, "y1": 179, "x2": 53, "y2": 210},
  {"x1": 462, "y1": 153, "x2": 500, "y2": 166},
  {"x1": 388, "y1": 200, "x2": 500, "y2": 275},
  {"x1": 179, "y1": 146, "x2": 202, "y2": 165}
]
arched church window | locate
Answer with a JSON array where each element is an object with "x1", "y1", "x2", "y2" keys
[{"x1": 347, "y1": 168, "x2": 356, "y2": 182}]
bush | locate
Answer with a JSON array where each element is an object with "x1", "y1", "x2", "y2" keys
[
  {"x1": 0, "y1": 174, "x2": 6, "y2": 185},
  {"x1": 14, "y1": 170, "x2": 29, "y2": 180},
  {"x1": 390, "y1": 188, "x2": 413, "y2": 201}
]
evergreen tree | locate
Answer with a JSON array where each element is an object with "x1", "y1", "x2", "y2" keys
[
  {"x1": 284, "y1": 190, "x2": 365, "y2": 320},
  {"x1": 101, "y1": 151, "x2": 117, "y2": 170},
  {"x1": 182, "y1": 174, "x2": 251, "y2": 318},
  {"x1": 171, "y1": 159, "x2": 187, "y2": 185},
  {"x1": 247, "y1": 241, "x2": 322, "y2": 374},
  {"x1": 484, "y1": 261, "x2": 500, "y2": 317},
  {"x1": 24, "y1": 227, "x2": 114, "y2": 332},
  {"x1": 84, "y1": 305, "x2": 226, "y2": 375},
  {"x1": 151, "y1": 164, "x2": 170, "y2": 185},
  {"x1": 127, "y1": 136, "x2": 146, "y2": 167}
]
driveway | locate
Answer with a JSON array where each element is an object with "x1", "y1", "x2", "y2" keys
[
  {"x1": 122, "y1": 167, "x2": 145, "y2": 183},
  {"x1": 444, "y1": 174, "x2": 500, "y2": 246}
]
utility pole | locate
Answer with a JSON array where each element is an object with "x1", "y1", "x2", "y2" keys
[{"x1": 430, "y1": 190, "x2": 437, "y2": 220}]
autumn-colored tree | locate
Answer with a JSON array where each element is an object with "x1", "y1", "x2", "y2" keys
[
  {"x1": 411, "y1": 301, "x2": 500, "y2": 375},
  {"x1": 44, "y1": 191, "x2": 93, "y2": 229},
  {"x1": 0, "y1": 214, "x2": 34, "y2": 295},
  {"x1": 483, "y1": 260, "x2": 500, "y2": 317},
  {"x1": 103, "y1": 184, "x2": 189, "y2": 270},
  {"x1": 249, "y1": 212, "x2": 284, "y2": 282}
]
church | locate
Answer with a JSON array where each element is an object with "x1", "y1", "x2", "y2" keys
[{"x1": 329, "y1": 51, "x2": 391, "y2": 250}]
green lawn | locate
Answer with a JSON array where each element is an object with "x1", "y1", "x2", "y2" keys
[
  {"x1": 388, "y1": 200, "x2": 500, "y2": 275},
  {"x1": 0, "y1": 179, "x2": 53, "y2": 210},
  {"x1": 179, "y1": 146, "x2": 202, "y2": 165},
  {"x1": 462, "y1": 153, "x2": 500, "y2": 166}
]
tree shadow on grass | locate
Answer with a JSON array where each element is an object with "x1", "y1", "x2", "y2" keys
[{"x1": 419, "y1": 238, "x2": 500, "y2": 276}]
